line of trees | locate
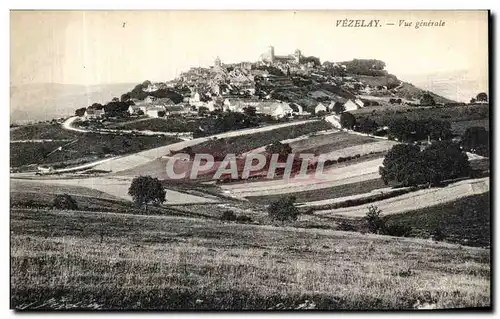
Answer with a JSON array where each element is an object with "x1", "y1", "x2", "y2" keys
[
  {"x1": 379, "y1": 142, "x2": 471, "y2": 187},
  {"x1": 387, "y1": 117, "x2": 452, "y2": 142}
]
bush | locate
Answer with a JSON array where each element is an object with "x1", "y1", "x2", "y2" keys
[
  {"x1": 365, "y1": 205, "x2": 385, "y2": 234},
  {"x1": 268, "y1": 196, "x2": 300, "y2": 224},
  {"x1": 220, "y1": 210, "x2": 237, "y2": 221},
  {"x1": 53, "y1": 194, "x2": 79, "y2": 210},
  {"x1": 236, "y1": 215, "x2": 253, "y2": 223},
  {"x1": 337, "y1": 221, "x2": 357, "y2": 232},
  {"x1": 384, "y1": 222, "x2": 412, "y2": 237},
  {"x1": 432, "y1": 226, "x2": 446, "y2": 241}
]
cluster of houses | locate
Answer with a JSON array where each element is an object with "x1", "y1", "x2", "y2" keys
[
  {"x1": 127, "y1": 96, "x2": 194, "y2": 118},
  {"x1": 81, "y1": 90, "x2": 366, "y2": 121}
]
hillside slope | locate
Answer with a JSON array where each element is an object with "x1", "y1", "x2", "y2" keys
[{"x1": 11, "y1": 208, "x2": 490, "y2": 310}]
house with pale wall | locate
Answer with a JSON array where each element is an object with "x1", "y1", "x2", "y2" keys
[
  {"x1": 314, "y1": 102, "x2": 328, "y2": 114},
  {"x1": 343, "y1": 99, "x2": 365, "y2": 111},
  {"x1": 84, "y1": 106, "x2": 105, "y2": 119}
]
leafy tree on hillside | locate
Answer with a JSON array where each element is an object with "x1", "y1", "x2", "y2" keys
[
  {"x1": 302, "y1": 56, "x2": 321, "y2": 67},
  {"x1": 268, "y1": 196, "x2": 300, "y2": 224},
  {"x1": 356, "y1": 117, "x2": 379, "y2": 134},
  {"x1": 53, "y1": 194, "x2": 79, "y2": 210},
  {"x1": 104, "y1": 101, "x2": 130, "y2": 117},
  {"x1": 365, "y1": 205, "x2": 385, "y2": 234},
  {"x1": 121, "y1": 93, "x2": 131, "y2": 102},
  {"x1": 388, "y1": 118, "x2": 451, "y2": 142},
  {"x1": 340, "y1": 112, "x2": 356, "y2": 129},
  {"x1": 265, "y1": 141, "x2": 292, "y2": 161},
  {"x1": 332, "y1": 102, "x2": 345, "y2": 115},
  {"x1": 476, "y1": 92, "x2": 488, "y2": 102},
  {"x1": 243, "y1": 106, "x2": 257, "y2": 117},
  {"x1": 198, "y1": 106, "x2": 210, "y2": 116},
  {"x1": 470, "y1": 98, "x2": 476, "y2": 104},
  {"x1": 75, "y1": 107, "x2": 86, "y2": 117},
  {"x1": 379, "y1": 144, "x2": 421, "y2": 185},
  {"x1": 111, "y1": 97, "x2": 119, "y2": 102},
  {"x1": 379, "y1": 142, "x2": 470, "y2": 187},
  {"x1": 462, "y1": 127, "x2": 489, "y2": 156},
  {"x1": 128, "y1": 176, "x2": 166, "y2": 211},
  {"x1": 420, "y1": 93, "x2": 436, "y2": 106}
]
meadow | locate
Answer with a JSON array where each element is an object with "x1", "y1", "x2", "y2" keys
[
  {"x1": 247, "y1": 178, "x2": 387, "y2": 205},
  {"x1": 11, "y1": 208, "x2": 490, "y2": 310}
]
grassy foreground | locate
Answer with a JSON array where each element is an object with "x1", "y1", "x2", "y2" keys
[{"x1": 11, "y1": 208, "x2": 490, "y2": 310}]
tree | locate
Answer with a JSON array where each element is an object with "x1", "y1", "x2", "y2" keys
[
  {"x1": 461, "y1": 127, "x2": 489, "y2": 156},
  {"x1": 243, "y1": 106, "x2": 257, "y2": 117},
  {"x1": 365, "y1": 205, "x2": 385, "y2": 234},
  {"x1": 356, "y1": 117, "x2": 378, "y2": 134},
  {"x1": 53, "y1": 194, "x2": 78, "y2": 210},
  {"x1": 476, "y1": 92, "x2": 488, "y2": 102},
  {"x1": 316, "y1": 110, "x2": 327, "y2": 117},
  {"x1": 379, "y1": 142, "x2": 471, "y2": 187},
  {"x1": 470, "y1": 98, "x2": 476, "y2": 104},
  {"x1": 111, "y1": 97, "x2": 119, "y2": 102},
  {"x1": 332, "y1": 102, "x2": 345, "y2": 115},
  {"x1": 198, "y1": 106, "x2": 210, "y2": 116},
  {"x1": 128, "y1": 176, "x2": 166, "y2": 211},
  {"x1": 75, "y1": 107, "x2": 86, "y2": 117},
  {"x1": 121, "y1": 93, "x2": 131, "y2": 102},
  {"x1": 379, "y1": 144, "x2": 421, "y2": 185},
  {"x1": 420, "y1": 93, "x2": 436, "y2": 106},
  {"x1": 388, "y1": 118, "x2": 451, "y2": 142},
  {"x1": 340, "y1": 112, "x2": 356, "y2": 129},
  {"x1": 268, "y1": 196, "x2": 299, "y2": 224},
  {"x1": 265, "y1": 141, "x2": 292, "y2": 161}
]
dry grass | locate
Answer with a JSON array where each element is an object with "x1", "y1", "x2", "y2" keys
[
  {"x1": 11, "y1": 208, "x2": 490, "y2": 310},
  {"x1": 289, "y1": 131, "x2": 376, "y2": 154},
  {"x1": 246, "y1": 178, "x2": 387, "y2": 205}
]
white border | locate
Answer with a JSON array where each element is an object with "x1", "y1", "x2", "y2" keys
[{"x1": 2, "y1": 1, "x2": 498, "y2": 318}]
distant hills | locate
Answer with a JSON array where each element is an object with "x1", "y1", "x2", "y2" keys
[{"x1": 10, "y1": 83, "x2": 136, "y2": 124}]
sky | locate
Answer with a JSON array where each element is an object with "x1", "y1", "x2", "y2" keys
[{"x1": 10, "y1": 10, "x2": 488, "y2": 101}]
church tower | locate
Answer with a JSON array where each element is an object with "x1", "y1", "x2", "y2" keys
[
  {"x1": 268, "y1": 46, "x2": 275, "y2": 63},
  {"x1": 214, "y1": 56, "x2": 222, "y2": 67},
  {"x1": 294, "y1": 49, "x2": 302, "y2": 63}
]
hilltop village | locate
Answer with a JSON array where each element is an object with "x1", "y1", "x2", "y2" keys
[{"x1": 75, "y1": 46, "x2": 459, "y2": 123}]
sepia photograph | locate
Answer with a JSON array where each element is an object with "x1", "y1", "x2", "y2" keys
[{"x1": 9, "y1": 9, "x2": 491, "y2": 311}]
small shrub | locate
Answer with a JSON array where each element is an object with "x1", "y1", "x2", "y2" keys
[
  {"x1": 384, "y1": 222, "x2": 412, "y2": 237},
  {"x1": 236, "y1": 215, "x2": 253, "y2": 223},
  {"x1": 53, "y1": 194, "x2": 78, "y2": 210},
  {"x1": 432, "y1": 226, "x2": 446, "y2": 241},
  {"x1": 365, "y1": 205, "x2": 385, "y2": 234},
  {"x1": 337, "y1": 221, "x2": 357, "y2": 232},
  {"x1": 268, "y1": 196, "x2": 300, "y2": 224},
  {"x1": 220, "y1": 210, "x2": 236, "y2": 221},
  {"x1": 304, "y1": 208, "x2": 315, "y2": 215}
]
